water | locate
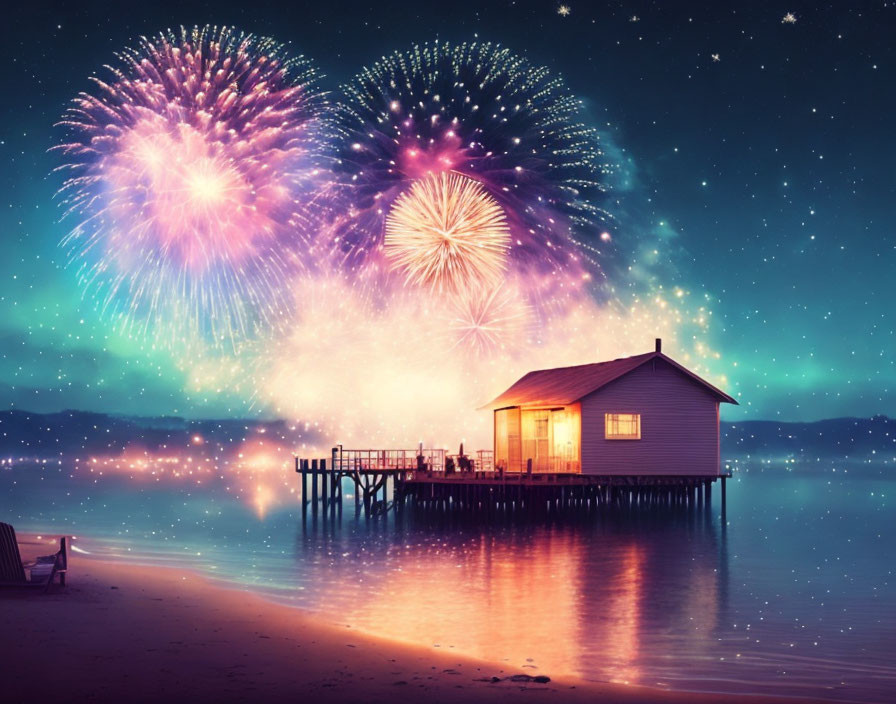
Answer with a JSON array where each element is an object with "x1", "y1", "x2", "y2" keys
[{"x1": 3, "y1": 459, "x2": 894, "y2": 702}]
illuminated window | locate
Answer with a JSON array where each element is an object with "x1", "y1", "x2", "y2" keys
[{"x1": 605, "y1": 413, "x2": 641, "y2": 440}]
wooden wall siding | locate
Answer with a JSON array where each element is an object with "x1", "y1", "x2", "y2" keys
[{"x1": 580, "y1": 358, "x2": 720, "y2": 476}]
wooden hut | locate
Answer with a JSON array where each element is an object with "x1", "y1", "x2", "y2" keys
[{"x1": 483, "y1": 339, "x2": 737, "y2": 476}]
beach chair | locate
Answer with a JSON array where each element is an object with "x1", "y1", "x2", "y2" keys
[{"x1": 0, "y1": 522, "x2": 67, "y2": 590}]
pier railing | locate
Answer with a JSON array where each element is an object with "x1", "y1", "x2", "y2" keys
[
  {"x1": 476, "y1": 450, "x2": 494, "y2": 473},
  {"x1": 331, "y1": 446, "x2": 446, "y2": 474},
  {"x1": 330, "y1": 446, "x2": 496, "y2": 475}
]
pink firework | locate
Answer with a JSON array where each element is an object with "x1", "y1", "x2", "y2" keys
[{"x1": 55, "y1": 25, "x2": 330, "y2": 347}]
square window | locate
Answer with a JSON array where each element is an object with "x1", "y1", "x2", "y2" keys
[{"x1": 605, "y1": 413, "x2": 641, "y2": 440}]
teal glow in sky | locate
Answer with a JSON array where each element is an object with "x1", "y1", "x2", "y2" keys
[{"x1": 1, "y1": 1, "x2": 893, "y2": 422}]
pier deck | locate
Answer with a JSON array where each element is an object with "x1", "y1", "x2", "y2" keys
[{"x1": 296, "y1": 446, "x2": 730, "y2": 519}]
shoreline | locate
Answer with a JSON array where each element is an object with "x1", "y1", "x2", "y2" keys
[{"x1": 2, "y1": 535, "x2": 816, "y2": 704}]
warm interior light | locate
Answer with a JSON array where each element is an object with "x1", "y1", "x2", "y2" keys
[
  {"x1": 605, "y1": 413, "x2": 641, "y2": 440},
  {"x1": 494, "y1": 404, "x2": 581, "y2": 472}
]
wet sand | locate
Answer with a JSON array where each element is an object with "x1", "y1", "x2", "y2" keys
[{"x1": 0, "y1": 535, "x2": 813, "y2": 704}]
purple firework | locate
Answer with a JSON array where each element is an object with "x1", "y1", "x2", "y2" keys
[{"x1": 327, "y1": 40, "x2": 616, "y2": 300}]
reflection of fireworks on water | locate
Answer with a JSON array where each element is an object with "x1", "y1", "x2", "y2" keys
[
  {"x1": 54, "y1": 25, "x2": 329, "y2": 348},
  {"x1": 329, "y1": 40, "x2": 615, "y2": 294},
  {"x1": 82, "y1": 432, "x2": 303, "y2": 519},
  {"x1": 385, "y1": 172, "x2": 510, "y2": 292}
]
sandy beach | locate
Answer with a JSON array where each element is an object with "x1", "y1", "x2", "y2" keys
[{"x1": 1, "y1": 534, "x2": 814, "y2": 704}]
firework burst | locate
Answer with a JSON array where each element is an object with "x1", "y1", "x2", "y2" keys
[
  {"x1": 384, "y1": 171, "x2": 510, "y2": 292},
  {"x1": 445, "y1": 283, "x2": 533, "y2": 356},
  {"x1": 53, "y1": 32, "x2": 723, "y2": 448},
  {"x1": 328, "y1": 40, "x2": 616, "y2": 292},
  {"x1": 54, "y1": 25, "x2": 330, "y2": 348}
]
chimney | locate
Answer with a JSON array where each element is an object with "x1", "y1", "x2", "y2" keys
[{"x1": 655, "y1": 338, "x2": 662, "y2": 353}]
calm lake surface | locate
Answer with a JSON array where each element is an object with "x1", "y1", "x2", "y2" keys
[{"x1": 3, "y1": 459, "x2": 894, "y2": 702}]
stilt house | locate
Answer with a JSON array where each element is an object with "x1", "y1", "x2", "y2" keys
[{"x1": 484, "y1": 339, "x2": 737, "y2": 475}]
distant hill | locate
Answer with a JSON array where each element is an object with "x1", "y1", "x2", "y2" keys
[
  {"x1": 722, "y1": 415, "x2": 894, "y2": 459},
  {"x1": 0, "y1": 409, "x2": 317, "y2": 458},
  {"x1": 0, "y1": 410, "x2": 892, "y2": 460}
]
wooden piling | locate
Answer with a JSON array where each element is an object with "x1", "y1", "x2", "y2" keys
[
  {"x1": 317, "y1": 460, "x2": 330, "y2": 513},
  {"x1": 721, "y1": 476, "x2": 727, "y2": 518},
  {"x1": 312, "y1": 459, "x2": 321, "y2": 516},
  {"x1": 298, "y1": 458, "x2": 308, "y2": 514}
]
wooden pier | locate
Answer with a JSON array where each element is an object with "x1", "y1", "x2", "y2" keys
[{"x1": 297, "y1": 446, "x2": 730, "y2": 519}]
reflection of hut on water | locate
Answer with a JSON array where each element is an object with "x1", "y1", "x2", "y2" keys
[{"x1": 297, "y1": 513, "x2": 727, "y2": 685}]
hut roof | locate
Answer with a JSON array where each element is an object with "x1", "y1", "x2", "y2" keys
[{"x1": 483, "y1": 350, "x2": 737, "y2": 409}]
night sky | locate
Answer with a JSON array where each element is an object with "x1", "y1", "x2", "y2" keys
[{"x1": 2, "y1": 1, "x2": 893, "y2": 421}]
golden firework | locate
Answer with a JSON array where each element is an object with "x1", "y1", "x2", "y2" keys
[
  {"x1": 447, "y1": 284, "x2": 533, "y2": 356},
  {"x1": 384, "y1": 172, "x2": 511, "y2": 292}
]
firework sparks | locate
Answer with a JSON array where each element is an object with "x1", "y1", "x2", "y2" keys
[
  {"x1": 204, "y1": 40, "x2": 719, "y2": 447},
  {"x1": 384, "y1": 172, "x2": 510, "y2": 292},
  {"x1": 54, "y1": 25, "x2": 330, "y2": 349},
  {"x1": 54, "y1": 31, "x2": 723, "y2": 449},
  {"x1": 446, "y1": 283, "x2": 533, "y2": 356},
  {"x1": 238, "y1": 274, "x2": 711, "y2": 448},
  {"x1": 328, "y1": 40, "x2": 616, "y2": 294}
]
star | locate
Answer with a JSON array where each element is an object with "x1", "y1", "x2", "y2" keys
[
  {"x1": 557, "y1": 4, "x2": 571, "y2": 17},
  {"x1": 711, "y1": 54, "x2": 721, "y2": 62},
  {"x1": 782, "y1": 12, "x2": 797, "y2": 24},
  {"x1": 629, "y1": 15, "x2": 640, "y2": 23}
]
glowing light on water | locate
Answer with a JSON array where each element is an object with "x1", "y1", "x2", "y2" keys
[{"x1": 77, "y1": 430, "x2": 311, "y2": 514}]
